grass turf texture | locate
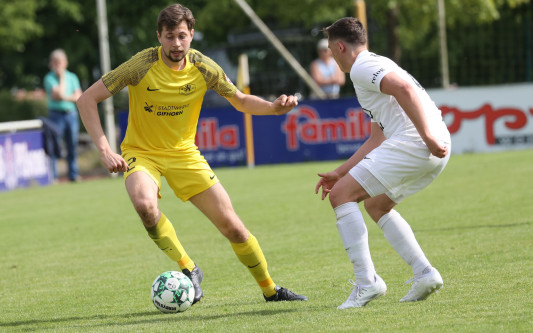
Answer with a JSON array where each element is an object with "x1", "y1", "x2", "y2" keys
[{"x1": 0, "y1": 149, "x2": 532, "y2": 332}]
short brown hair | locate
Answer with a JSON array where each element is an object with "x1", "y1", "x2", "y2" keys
[
  {"x1": 157, "y1": 3, "x2": 195, "y2": 33},
  {"x1": 324, "y1": 17, "x2": 367, "y2": 46}
]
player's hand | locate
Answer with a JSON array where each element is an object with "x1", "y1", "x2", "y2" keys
[
  {"x1": 100, "y1": 150, "x2": 129, "y2": 173},
  {"x1": 271, "y1": 94, "x2": 299, "y2": 115},
  {"x1": 425, "y1": 136, "x2": 449, "y2": 158},
  {"x1": 315, "y1": 171, "x2": 340, "y2": 200},
  {"x1": 51, "y1": 63, "x2": 66, "y2": 78}
]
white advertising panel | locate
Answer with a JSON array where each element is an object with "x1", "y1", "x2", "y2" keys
[{"x1": 428, "y1": 84, "x2": 533, "y2": 154}]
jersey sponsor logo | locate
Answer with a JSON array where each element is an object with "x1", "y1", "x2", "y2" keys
[
  {"x1": 155, "y1": 104, "x2": 188, "y2": 116},
  {"x1": 179, "y1": 84, "x2": 196, "y2": 95},
  {"x1": 147, "y1": 86, "x2": 160, "y2": 91},
  {"x1": 371, "y1": 68, "x2": 385, "y2": 84},
  {"x1": 144, "y1": 102, "x2": 154, "y2": 113},
  {"x1": 142, "y1": 103, "x2": 189, "y2": 116}
]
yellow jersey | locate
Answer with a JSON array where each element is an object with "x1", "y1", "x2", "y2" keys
[{"x1": 102, "y1": 47, "x2": 237, "y2": 154}]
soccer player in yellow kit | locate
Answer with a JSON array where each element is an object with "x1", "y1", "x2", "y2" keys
[{"x1": 77, "y1": 3, "x2": 307, "y2": 304}]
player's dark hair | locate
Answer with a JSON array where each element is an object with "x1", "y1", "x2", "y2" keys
[
  {"x1": 157, "y1": 3, "x2": 195, "y2": 33},
  {"x1": 324, "y1": 17, "x2": 367, "y2": 46}
]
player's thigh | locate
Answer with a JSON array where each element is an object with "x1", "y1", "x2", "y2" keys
[
  {"x1": 122, "y1": 152, "x2": 162, "y2": 213},
  {"x1": 329, "y1": 173, "x2": 370, "y2": 208},
  {"x1": 189, "y1": 183, "x2": 248, "y2": 242}
]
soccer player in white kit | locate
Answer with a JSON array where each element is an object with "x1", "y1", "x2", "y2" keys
[{"x1": 315, "y1": 17, "x2": 451, "y2": 309}]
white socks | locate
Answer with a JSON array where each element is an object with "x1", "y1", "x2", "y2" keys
[
  {"x1": 377, "y1": 209, "x2": 431, "y2": 277},
  {"x1": 335, "y1": 203, "x2": 431, "y2": 284},
  {"x1": 334, "y1": 202, "x2": 376, "y2": 286}
]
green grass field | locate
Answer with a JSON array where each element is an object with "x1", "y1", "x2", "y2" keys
[{"x1": 1, "y1": 149, "x2": 532, "y2": 332}]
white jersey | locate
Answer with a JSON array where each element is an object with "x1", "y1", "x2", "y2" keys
[{"x1": 350, "y1": 50, "x2": 450, "y2": 143}]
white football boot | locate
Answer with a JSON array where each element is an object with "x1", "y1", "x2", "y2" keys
[
  {"x1": 337, "y1": 274, "x2": 387, "y2": 309},
  {"x1": 400, "y1": 267, "x2": 443, "y2": 302}
]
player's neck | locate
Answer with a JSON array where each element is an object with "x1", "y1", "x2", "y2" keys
[{"x1": 353, "y1": 47, "x2": 367, "y2": 62}]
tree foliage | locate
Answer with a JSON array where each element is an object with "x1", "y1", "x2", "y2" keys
[
  {"x1": 0, "y1": 0, "x2": 530, "y2": 92},
  {"x1": 0, "y1": 0, "x2": 43, "y2": 52}
]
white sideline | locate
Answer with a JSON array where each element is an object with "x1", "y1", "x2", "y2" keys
[{"x1": 0, "y1": 119, "x2": 43, "y2": 133}]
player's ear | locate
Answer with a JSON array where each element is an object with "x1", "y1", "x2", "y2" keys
[
  {"x1": 156, "y1": 30, "x2": 161, "y2": 43},
  {"x1": 190, "y1": 28, "x2": 194, "y2": 40},
  {"x1": 337, "y1": 40, "x2": 345, "y2": 52}
]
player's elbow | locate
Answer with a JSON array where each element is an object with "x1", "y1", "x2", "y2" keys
[
  {"x1": 76, "y1": 93, "x2": 92, "y2": 113},
  {"x1": 75, "y1": 93, "x2": 84, "y2": 109}
]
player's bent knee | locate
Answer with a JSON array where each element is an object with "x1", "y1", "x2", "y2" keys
[
  {"x1": 218, "y1": 219, "x2": 248, "y2": 243},
  {"x1": 329, "y1": 187, "x2": 359, "y2": 209},
  {"x1": 132, "y1": 198, "x2": 159, "y2": 226}
]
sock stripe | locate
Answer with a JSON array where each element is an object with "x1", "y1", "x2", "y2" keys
[{"x1": 258, "y1": 278, "x2": 274, "y2": 288}]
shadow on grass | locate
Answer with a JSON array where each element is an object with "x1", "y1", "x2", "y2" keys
[{"x1": 0, "y1": 308, "x2": 299, "y2": 329}]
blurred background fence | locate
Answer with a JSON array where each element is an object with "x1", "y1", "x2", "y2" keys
[
  {"x1": 0, "y1": 0, "x2": 532, "y2": 118},
  {"x1": 1, "y1": 0, "x2": 532, "y2": 188},
  {"x1": 228, "y1": 0, "x2": 533, "y2": 100}
]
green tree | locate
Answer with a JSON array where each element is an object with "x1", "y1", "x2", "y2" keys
[
  {"x1": 0, "y1": 0, "x2": 530, "y2": 92},
  {"x1": 0, "y1": 0, "x2": 43, "y2": 52}
]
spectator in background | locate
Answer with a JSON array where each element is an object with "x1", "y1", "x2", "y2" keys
[
  {"x1": 310, "y1": 38, "x2": 346, "y2": 99},
  {"x1": 43, "y1": 49, "x2": 82, "y2": 182}
]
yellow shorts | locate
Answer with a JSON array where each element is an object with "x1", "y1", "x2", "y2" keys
[{"x1": 122, "y1": 149, "x2": 219, "y2": 202}]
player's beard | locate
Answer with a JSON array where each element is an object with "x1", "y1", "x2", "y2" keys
[{"x1": 164, "y1": 48, "x2": 186, "y2": 64}]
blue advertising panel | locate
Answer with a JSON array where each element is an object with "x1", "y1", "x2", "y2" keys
[
  {"x1": 252, "y1": 97, "x2": 369, "y2": 165},
  {"x1": 194, "y1": 106, "x2": 247, "y2": 167},
  {"x1": 117, "y1": 97, "x2": 370, "y2": 168},
  {"x1": 0, "y1": 130, "x2": 52, "y2": 191}
]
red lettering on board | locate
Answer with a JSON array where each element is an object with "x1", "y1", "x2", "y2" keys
[
  {"x1": 441, "y1": 104, "x2": 528, "y2": 145},
  {"x1": 281, "y1": 106, "x2": 371, "y2": 151},
  {"x1": 195, "y1": 118, "x2": 239, "y2": 150}
]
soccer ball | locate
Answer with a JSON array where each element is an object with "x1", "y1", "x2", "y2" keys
[{"x1": 151, "y1": 271, "x2": 195, "y2": 313}]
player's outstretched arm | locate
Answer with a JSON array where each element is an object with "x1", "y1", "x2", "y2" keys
[
  {"x1": 226, "y1": 90, "x2": 298, "y2": 116},
  {"x1": 76, "y1": 79, "x2": 129, "y2": 173}
]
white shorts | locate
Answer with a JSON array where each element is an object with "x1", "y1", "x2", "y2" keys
[{"x1": 348, "y1": 138, "x2": 451, "y2": 203}]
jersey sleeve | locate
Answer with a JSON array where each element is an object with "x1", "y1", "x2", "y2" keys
[
  {"x1": 188, "y1": 50, "x2": 237, "y2": 98},
  {"x1": 102, "y1": 47, "x2": 159, "y2": 95},
  {"x1": 351, "y1": 54, "x2": 392, "y2": 93}
]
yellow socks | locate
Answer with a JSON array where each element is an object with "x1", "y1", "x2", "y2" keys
[
  {"x1": 148, "y1": 217, "x2": 277, "y2": 296},
  {"x1": 146, "y1": 213, "x2": 196, "y2": 272},
  {"x1": 231, "y1": 233, "x2": 277, "y2": 297}
]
